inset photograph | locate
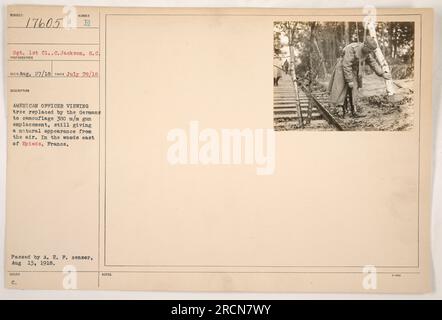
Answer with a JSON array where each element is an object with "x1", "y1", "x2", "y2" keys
[{"x1": 273, "y1": 21, "x2": 415, "y2": 131}]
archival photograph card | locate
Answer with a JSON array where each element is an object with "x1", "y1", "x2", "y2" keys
[{"x1": 5, "y1": 6, "x2": 433, "y2": 292}]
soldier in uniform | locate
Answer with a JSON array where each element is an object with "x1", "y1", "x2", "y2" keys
[
  {"x1": 273, "y1": 56, "x2": 283, "y2": 86},
  {"x1": 282, "y1": 59, "x2": 290, "y2": 74},
  {"x1": 328, "y1": 36, "x2": 392, "y2": 117}
]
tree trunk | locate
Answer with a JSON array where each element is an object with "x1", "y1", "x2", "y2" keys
[
  {"x1": 310, "y1": 22, "x2": 327, "y2": 79},
  {"x1": 387, "y1": 23, "x2": 393, "y2": 58},
  {"x1": 366, "y1": 21, "x2": 395, "y2": 95},
  {"x1": 288, "y1": 44, "x2": 303, "y2": 128},
  {"x1": 312, "y1": 32, "x2": 327, "y2": 78},
  {"x1": 344, "y1": 22, "x2": 350, "y2": 44}
]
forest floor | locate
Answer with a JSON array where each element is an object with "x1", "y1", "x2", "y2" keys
[{"x1": 318, "y1": 73, "x2": 415, "y2": 131}]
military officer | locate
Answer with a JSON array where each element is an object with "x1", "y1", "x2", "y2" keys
[{"x1": 328, "y1": 36, "x2": 392, "y2": 117}]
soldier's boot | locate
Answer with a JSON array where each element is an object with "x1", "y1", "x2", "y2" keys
[
  {"x1": 342, "y1": 98, "x2": 348, "y2": 118},
  {"x1": 348, "y1": 88, "x2": 363, "y2": 118},
  {"x1": 350, "y1": 102, "x2": 357, "y2": 117},
  {"x1": 349, "y1": 98, "x2": 364, "y2": 118}
]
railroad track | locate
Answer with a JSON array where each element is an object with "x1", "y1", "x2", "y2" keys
[{"x1": 274, "y1": 74, "x2": 345, "y2": 131}]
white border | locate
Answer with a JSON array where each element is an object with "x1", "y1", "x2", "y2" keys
[{"x1": 0, "y1": 0, "x2": 441, "y2": 300}]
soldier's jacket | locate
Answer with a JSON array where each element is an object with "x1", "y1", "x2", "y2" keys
[
  {"x1": 341, "y1": 42, "x2": 383, "y2": 87},
  {"x1": 273, "y1": 57, "x2": 283, "y2": 79},
  {"x1": 328, "y1": 42, "x2": 383, "y2": 107}
]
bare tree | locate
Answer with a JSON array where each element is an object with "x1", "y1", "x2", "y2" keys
[
  {"x1": 365, "y1": 21, "x2": 395, "y2": 95},
  {"x1": 310, "y1": 22, "x2": 327, "y2": 79}
]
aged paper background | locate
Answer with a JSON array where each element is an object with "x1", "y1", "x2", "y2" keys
[{"x1": 4, "y1": 5, "x2": 433, "y2": 293}]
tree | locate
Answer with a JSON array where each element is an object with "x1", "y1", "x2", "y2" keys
[
  {"x1": 310, "y1": 22, "x2": 327, "y2": 79},
  {"x1": 344, "y1": 22, "x2": 350, "y2": 44},
  {"x1": 365, "y1": 20, "x2": 395, "y2": 95}
]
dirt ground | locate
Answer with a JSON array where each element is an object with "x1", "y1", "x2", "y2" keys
[
  {"x1": 274, "y1": 118, "x2": 336, "y2": 131},
  {"x1": 320, "y1": 73, "x2": 415, "y2": 131},
  {"x1": 274, "y1": 74, "x2": 414, "y2": 131}
]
